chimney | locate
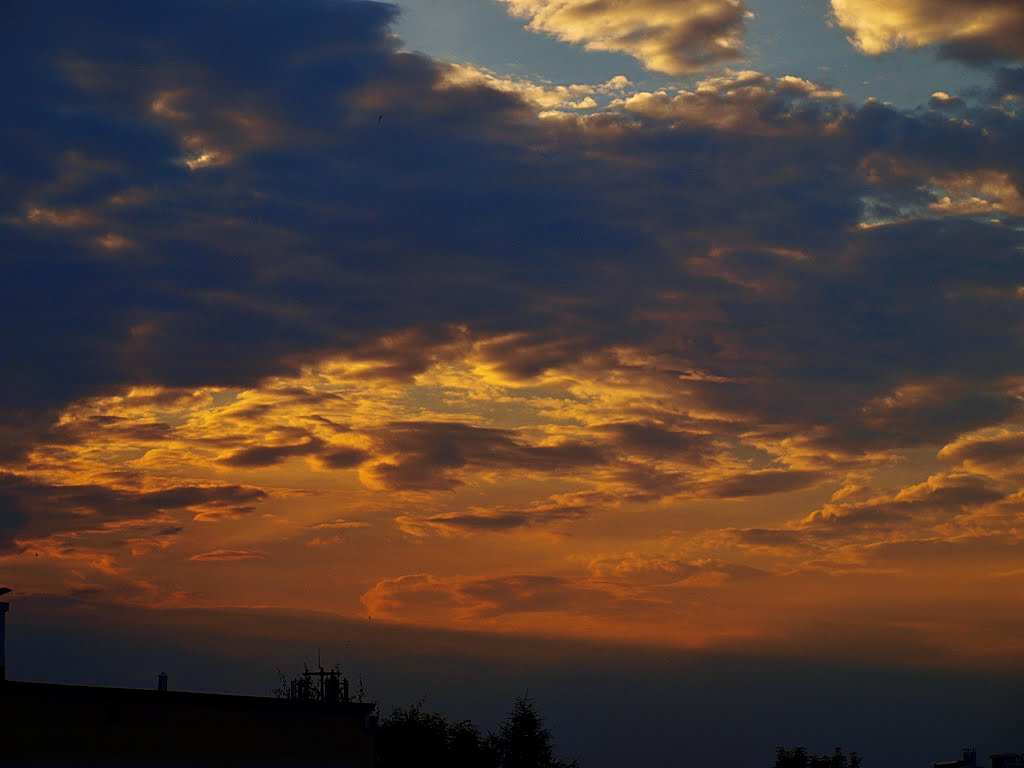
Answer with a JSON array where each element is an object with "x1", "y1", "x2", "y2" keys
[
  {"x1": 157, "y1": 672, "x2": 168, "y2": 692},
  {"x1": 0, "y1": 601, "x2": 8, "y2": 682}
]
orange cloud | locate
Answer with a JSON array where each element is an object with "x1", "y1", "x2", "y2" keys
[{"x1": 188, "y1": 549, "x2": 267, "y2": 562}]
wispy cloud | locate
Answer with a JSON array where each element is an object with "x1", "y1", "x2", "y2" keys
[{"x1": 189, "y1": 549, "x2": 267, "y2": 563}]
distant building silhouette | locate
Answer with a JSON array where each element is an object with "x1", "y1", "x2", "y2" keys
[
  {"x1": 936, "y1": 747, "x2": 980, "y2": 768},
  {"x1": 0, "y1": 590, "x2": 9, "y2": 683},
  {"x1": 0, "y1": 597, "x2": 375, "y2": 765},
  {"x1": 934, "y1": 748, "x2": 1024, "y2": 768}
]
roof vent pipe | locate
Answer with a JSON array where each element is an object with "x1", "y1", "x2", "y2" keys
[{"x1": 0, "y1": 587, "x2": 11, "y2": 683}]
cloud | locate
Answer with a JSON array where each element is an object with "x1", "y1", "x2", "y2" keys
[
  {"x1": 459, "y1": 574, "x2": 630, "y2": 617},
  {"x1": 698, "y1": 469, "x2": 826, "y2": 498},
  {"x1": 361, "y1": 574, "x2": 467, "y2": 618},
  {"x1": 395, "y1": 491, "x2": 606, "y2": 537},
  {"x1": 830, "y1": 0, "x2": 1024, "y2": 63},
  {"x1": 802, "y1": 472, "x2": 1005, "y2": 534},
  {"x1": 941, "y1": 432, "x2": 1024, "y2": 466},
  {"x1": 596, "y1": 422, "x2": 716, "y2": 463},
  {"x1": 3, "y1": 0, "x2": 1024, "y2": 648},
  {"x1": 616, "y1": 71, "x2": 846, "y2": 134},
  {"x1": 188, "y1": 549, "x2": 267, "y2": 562},
  {"x1": 497, "y1": 0, "x2": 750, "y2": 74},
  {"x1": 361, "y1": 572, "x2": 652, "y2": 625},
  {"x1": 359, "y1": 560, "x2": 778, "y2": 639},
  {"x1": 218, "y1": 437, "x2": 325, "y2": 468},
  {"x1": 5, "y1": 0, "x2": 1023, "y2": 475},
  {"x1": 0, "y1": 471, "x2": 266, "y2": 552},
  {"x1": 692, "y1": 470, "x2": 1018, "y2": 573},
  {"x1": 0, "y1": 0, "x2": 646, "y2": 457},
  {"x1": 366, "y1": 421, "x2": 605, "y2": 490},
  {"x1": 928, "y1": 170, "x2": 1024, "y2": 219},
  {"x1": 713, "y1": 527, "x2": 814, "y2": 554},
  {"x1": 938, "y1": 430, "x2": 1024, "y2": 482},
  {"x1": 994, "y1": 66, "x2": 1024, "y2": 97},
  {"x1": 317, "y1": 446, "x2": 372, "y2": 470},
  {"x1": 586, "y1": 552, "x2": 767, "y2": 587},
  {"x1": 311, "y1": 518, "x2": 371, "y2": 531},
  {"x1": 438, "y1": 65, "x2": 628, "y2": 112}
]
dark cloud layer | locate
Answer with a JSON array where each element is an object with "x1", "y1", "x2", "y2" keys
[
  {"x1": 0, "y1": 0, "x2": 639, "y2": 449},
  {"x1": 0, "y1": 472, "x2": 265, "y2": 553},
  {"x1": 700, "y1": 469, "x2": 825, "y2": 499},
  {"x1": 400, "y1": 492, "x2": 602, "y2": 534},
  {"x1": 369, "y1": 422, "x2": 605, "y2": 490},
  {"x1": 219, "y1": 438, "x2": 326, "y2": 468},
  {"x1": 2, "y1": 0, "x2": 1023, "y2": 493}
]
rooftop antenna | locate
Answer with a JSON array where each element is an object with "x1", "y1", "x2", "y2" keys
[
  {"x1": 318, "y1": 648, "x2": 324, "y2": 701},
  {"x1": 0, "y1": 587, "x2": 11, "y2": 683}
]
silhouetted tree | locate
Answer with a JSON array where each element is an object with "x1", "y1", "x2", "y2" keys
[
  {"x1": 775, "y1": 746, "x2": 858, "y2": 768},
  {"x1": 776, "y1": 746, "x2": 810, "y2": 768},
  {"x1": 377, "y1": 695, "x2": 578, "y2": 768},
  {"x1": 376, "y1": 701, "x2": 500, "y2": 768},
  {"x1": 377, "y1": 702, "x2": 455, "y2": 768},
  {"x1": 449, "y1": 718, "x2": 497, "y2": 768},
  {"x1": 490, "y1": 696, "x2": 579, "y2": 768}
]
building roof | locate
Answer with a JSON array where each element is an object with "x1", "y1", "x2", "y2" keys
[{"x1": 1, "y1": 678, "x2": 375, "y2": 715}]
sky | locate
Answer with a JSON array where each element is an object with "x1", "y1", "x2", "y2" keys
[{"x1": 2, "y1": 0, "x2": 1024, "y2": 763}]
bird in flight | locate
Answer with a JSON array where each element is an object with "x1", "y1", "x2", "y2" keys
[{"x1": 378, "y1": 114, "x2": 383, "y2": 125}]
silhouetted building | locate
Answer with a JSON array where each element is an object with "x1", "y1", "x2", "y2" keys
[
  {"x1": 0, "y1": 591, "x2": 10, "y2": 682},
  {"x1": 936, "y1": 748, "x2": 979, "y2": 768},
  {"x1": 934, "y1": 748, "x2": 1024, "y2": 768},
  {"x1": 0, "y1": 598, "x2": 375, "y2": 765},
  {"x1": 0, "y1": 678, "x2": 375, "y2": 765}
]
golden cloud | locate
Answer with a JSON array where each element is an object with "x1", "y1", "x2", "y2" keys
[
  {"x1": 830, "y1": 0, "x2": 1024, "y2": 60},
  {"x1": 614, "y1": 70, "x2": 845, "y2": 134},
  {"x1": 928, "y1": 170, "x2": 1024, "y2": 219},
  {"x1": 498, "y1": 0, "x2": 750, "y2": 75},
  {"x1": 438, "y1": 64, "x2": 629, "y2": 113}
]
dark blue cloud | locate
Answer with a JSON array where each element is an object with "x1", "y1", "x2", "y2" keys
[{"x1": 1, "y1": 0, "x2": 1023, "y2": 467}]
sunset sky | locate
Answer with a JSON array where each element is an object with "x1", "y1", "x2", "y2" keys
[{"x1": 3, "y1": 0, "x2": 1024, "y2": 762}]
